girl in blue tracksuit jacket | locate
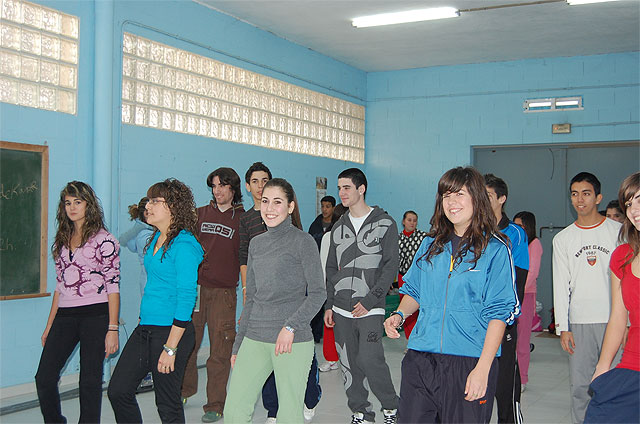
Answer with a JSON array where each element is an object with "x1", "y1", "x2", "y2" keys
[{"x1": 384, "y1": 167, "x2": 519, "y2": 424}]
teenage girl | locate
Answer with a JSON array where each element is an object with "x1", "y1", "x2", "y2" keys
[
  {"x1": 585, "y1": 172, "x2": 640, "y2": 423},
  {"x1": 384, "y1": 167, "x2": 519, "y2": 423},
  {"x1": 224, "y1": 178, "x2": 326, "y2": 423},
  {"x1": 108, "y1": 178, "x2": 204, "y2": 423},
  {"x1": 36, "y1": 181, "x2": 120, "y2": 423},
  {"x1": 513, "y1": 211, "x2": 543, "y2": 392}
]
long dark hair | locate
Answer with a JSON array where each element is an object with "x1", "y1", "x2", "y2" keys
[
  {"x1": 52, "y1": 181, "x2": 105, "y2": 259},
  {"x1": 263, "y1": 178, "x2": 302, "y2": 230},
  {"x1": 618, "y1": 172, "x2": 640, "y2": 267},
  {"x1": 514, "y1": 211, "x2": 537, "y2": 244},
  {"x1": 419, "y1": 167, "x2": 500, "y2": 268},
  {"x1": 146, "y1": 178, "x2": 199, "y2": 259}
]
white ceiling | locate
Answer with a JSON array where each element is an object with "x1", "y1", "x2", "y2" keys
[{"x1": 195, "y1": 0, "x2": 640, "y2": 72}]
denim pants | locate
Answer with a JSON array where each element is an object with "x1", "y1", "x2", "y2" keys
[
  {"x1": 108, "y1": 323, "x2": 195, "y2": 423},
  {"x1": 35, "y1": 312, "x2": 108, "y2": 423}
]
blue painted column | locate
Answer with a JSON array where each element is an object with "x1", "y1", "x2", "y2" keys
[{"x1": 93, "y1": 0, "x2": 114, "y2": 227}]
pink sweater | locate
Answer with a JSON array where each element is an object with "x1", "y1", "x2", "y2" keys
[
  {"x1": 55, "y1": 228, "x2": 120, "y2": 308},
  {"x1": 525, "y1": 238, "x2": 543, "y2": 294}
]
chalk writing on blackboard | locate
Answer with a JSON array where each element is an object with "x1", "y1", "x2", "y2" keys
[{"x1": 0, "y1": 181, "x2": 39, "y2": 200}]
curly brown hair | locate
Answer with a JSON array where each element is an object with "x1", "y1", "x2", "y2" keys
[
  {"x1": 618, "y1": 172, "x2": 640, "y2": 267},
  {"x1": 127, "y1": 197, "x2": 148, "y2": 222},
  {"x1": 145, "y1": 178, "x2": 199, "y2": 259},
  {"x1": 52, "y1": 181, "x2": 106, "y2": 260},
  {"x1": 419, "y1": 167, "x2": 502, "y2": 269}
]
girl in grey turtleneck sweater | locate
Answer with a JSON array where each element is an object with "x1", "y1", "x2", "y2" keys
[{"x1": 224, "y1": 178, "x2": 326, "y2": 423}]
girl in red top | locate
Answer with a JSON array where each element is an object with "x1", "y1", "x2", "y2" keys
[{"x1": 585, "y1": 172, "x2": 640, "y2": 423}]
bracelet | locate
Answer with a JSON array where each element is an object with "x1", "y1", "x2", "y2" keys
[
  {"x1": 390, "y1": 311, "x2": 406, "y2": 328},
  {"x1": 242, "y1": 287, "x2": 246, "y2": 291},
  {"x1": 107, "y1": 329, "x2": 119, "y2": 332},
  {"x1": 108, "y1": 324, "x2": 119, "y2": 330}
]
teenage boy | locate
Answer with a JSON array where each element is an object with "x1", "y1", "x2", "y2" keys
[
  {"x1": 308, "y1": 195, "x2": 338, "y2": 343},
  {"x1": 484, "y1": 174, "x2": 527, "y2": 424},
  {"x1": 552, "y1": 172, "x2": 621, "y2": 424},
  {"x1": 309, "y1": 195, "x2": 337, "y2": 249},
  {"x1": 325, "y1": 168, "x2": 400, "y2": 424},
  {"x1": 182, "y1": 167, "x2": 244, "y2": 423}
]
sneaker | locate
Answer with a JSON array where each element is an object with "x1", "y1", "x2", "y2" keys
[
  {"x1": 383, "y1": 409, "x2": 397, "y2": 424},
  {"x1": 304, "y1": 405, "x2": 316, "y2": 421},
  {"x1": 265, "y1": 418, "x2": 277, "y2": 424},
  {"x1": 202, "y1": 411, "x2": 222, "y2": 423},
  {"x1": 319, "y1": 361, "x2": 339, "y2": 372},
  {"x1": 350, "y1": 412, "x2": 374, "y2": 424}
]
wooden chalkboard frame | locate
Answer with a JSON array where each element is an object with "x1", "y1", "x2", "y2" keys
[{"x1": 0, "y1": 141, "x2": 50, "y2": 300}]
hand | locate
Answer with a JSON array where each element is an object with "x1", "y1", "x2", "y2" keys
[
  {"x1": 230, "y1": 354, "x2": 237, "y2": 369},
  {"x1": 560, "y1": 331, "x2": 575, "y2": 355},
  {"x1": 383, "y1": 315, "x2": 402, "y2": 339},
  {"x1": 275, "y1": 327, "x2": 294, "y2": 356},
  {"x1": 324, "y1": 309, "x2": 335, "y2": 328},
  {"x1": 157, "y1": 350, "x2": 176, "y2": 374},
  {"x1": 464, "y1": 365, "x2": 489, "y2": 402},
  {"x1": 242, "y1": 290, "x2": 246, "y2": 306},
  {"x1": 41, "y1": 326, "x2": 51, "y2": 347},
  {"x1": 591, "y1": 363, "x2": 609, "y2": 382},
  {"x1": 352, "y1": 302, "x2": 369, "y2": 318},
  {"x1": 104, "y1": 331, "x2": 119, "y2": 358}
]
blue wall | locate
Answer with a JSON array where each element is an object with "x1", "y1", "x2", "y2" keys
[
  {"x1": 1, "y1": 0, "x2": 638, "y2": 389},
  {"x1": 365, "y1": 53, "x2": 640, "y2": 226},
  {"x1": 0, "y1": 0, "x2": 365, "y2": 388}
]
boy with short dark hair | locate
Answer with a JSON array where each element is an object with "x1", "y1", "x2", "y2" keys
[
  {"x1": 325, "y1": 168, "x2": 400, "y2": 424},
  {"x1": 552, "y1": 172, "x2": 621, "y2": 424},
  {"x1": 484, "y1": 173, "x2": 528, "y2": 424}
]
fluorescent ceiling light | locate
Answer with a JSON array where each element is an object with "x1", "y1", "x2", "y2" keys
[
  {"x1": 352, "y1": 7, "x2": 459, "y2": 28},
  {"x1": 528, "y1": 101, "x2": 553, "y2": 108},
  {"x1": 567, "y1": 0, "x2": 621, "y2": 5},
  {"x1": 556, "y1": 100, "x2": 580, "y2": 106}
]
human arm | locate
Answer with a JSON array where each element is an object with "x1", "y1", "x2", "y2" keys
[
  {"x1": 238, "y1": 215, "x2": 249, "y2": 305},
  {"x1": 383, "y1": 295, "x2": 419, "y2": 338},
  {"x1": 592, "y1": 272, "x2": 628, "y2": 380},
  {"x1": 157, "y1": 325, "x2": 185, "y2": 373},
  {"x1": 525, "y1": 239, "x2": 543, "y2": 292},
  {"x1": 465, "y1": 319, "x2": 506, "y2": 401},
  {"x1": 119, "y1": 220, "x2": 144, "y2": 253},
  {"x1": 105, "y1": 293, "x2": 120, "y2": 357},
  {"x1": 277, "y1": 235, "x2": 326, "y2": 354},
  {"x1": 232, "y1": 250, "x2": 256, "y2": 357},
  {"x1": 358, "y1": 218, "x2": 399, "y2": 311},
  {"x1": 240, "y1": 265, "x2": 247, "y2": 305},
  {"x1": 42, "y1": 291, "x2": 60, "y2": 346},
  {"x1": 552, "y1": 234, "x2": 573, "y2": 352}
]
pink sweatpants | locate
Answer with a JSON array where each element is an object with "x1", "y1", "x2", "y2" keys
[{"x1": 516, "y1": 292, "x2": 536, "y2": 384}]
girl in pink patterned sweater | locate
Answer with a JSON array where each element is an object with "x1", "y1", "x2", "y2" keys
[{"x1": 35, "y1": 181, "x2": 120, "y2": 423}]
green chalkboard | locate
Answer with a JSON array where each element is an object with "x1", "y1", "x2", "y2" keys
[{"x1": 0, "y1": 141, "x2": 49, "y2": 299}]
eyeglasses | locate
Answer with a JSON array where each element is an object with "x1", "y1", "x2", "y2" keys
[{"x1": 147, "y1": 198, "x2": 166, "y2": 205}]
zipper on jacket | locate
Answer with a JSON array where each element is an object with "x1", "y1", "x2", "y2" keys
[{"x1": 440, "y1": 254, "x2": 454, "y2": 353}]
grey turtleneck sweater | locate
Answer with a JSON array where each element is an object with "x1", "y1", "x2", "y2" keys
[{"x1": 232, "y1": 215, "x2": 326, "y2": 355}]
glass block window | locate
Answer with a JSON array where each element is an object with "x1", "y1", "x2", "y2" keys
[
  {"x1": 122, "y1": 33, "x2": 365, "y2": 163},
  {"x1": 0, "y1": 0, "x2": 78, "y2": 114}
]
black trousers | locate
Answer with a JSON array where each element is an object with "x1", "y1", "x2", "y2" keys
[
  {"x1": 495, "y1": 323, "x2": 522, "y2": 424},
  {"x1": 108, "y1": 324, "x2": 195, "y2": 424},
  {"x1": 398, "y1": 350, "x2": 498, "y2": 424},
  {"x1": 262, "y1": 352, "x2": 322, "y2": 417},
  {"x1": 35, "y1": 312, "x2": 108, "y2": 424}
]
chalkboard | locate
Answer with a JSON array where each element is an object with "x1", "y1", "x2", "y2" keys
[{"x1": 0, "y1": 141, "x2": 49, "y2": 300}]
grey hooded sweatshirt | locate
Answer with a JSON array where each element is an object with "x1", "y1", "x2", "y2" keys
[{"x1": 325, "y1": 206, "x2": 399, "y2": 314}]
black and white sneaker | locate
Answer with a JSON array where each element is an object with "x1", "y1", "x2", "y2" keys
[
  {"x1": 383, "y1": 409, "x2": 397, "y2": 424},
  {"x1": 350, "y1": 412, "x2": 373, "y2": 424}
]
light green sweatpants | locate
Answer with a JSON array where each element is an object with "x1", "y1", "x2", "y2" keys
[{"x1": 223, "y1": 337, "x2": 314, "y2": 423}]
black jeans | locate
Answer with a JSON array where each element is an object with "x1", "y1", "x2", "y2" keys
[
  {"x1": 35, "y1": 312, "x2": 108, "y2": 423},
  {"x1": 108, "y1": 323, "x2": 195, "y2": 424}
]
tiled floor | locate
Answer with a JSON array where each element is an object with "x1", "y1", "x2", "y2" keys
[{"x1": 2, "y1": 332, "x2": 571, "y2": 423}]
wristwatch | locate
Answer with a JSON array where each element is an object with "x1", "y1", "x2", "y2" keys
[
  {"x1": 284, "y1": 325, "x2": 295, "y2": 334},
  {"x1": 163, "y1": 344, "x2": 178, "y2": 356}
]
